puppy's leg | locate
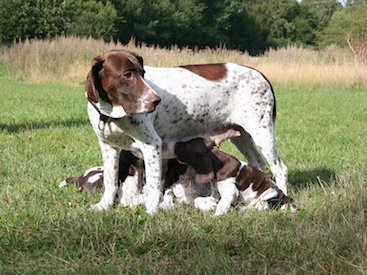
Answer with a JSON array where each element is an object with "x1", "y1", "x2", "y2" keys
[
  {"x1": 214, "y1": 178, "x2": 239, "y2": 216},
  {"x1": 160, "y1": 189, "x2": 175, "y2": 209},
  {"x1": 246, "y1": 188, "x2": 279, "y2": 210},
  {"x1": 194, "y1": 196, "x2": 218, "y2": 212}
]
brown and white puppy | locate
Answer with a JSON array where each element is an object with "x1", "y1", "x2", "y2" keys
[
  {"x1": 174, "y1": 138, "x2": 296, "y2": 216},
  {"x1": 59, "y1": 150, "x2": 138, "y2": 193},
  {"x1": 59, "y1": 152, "x2": 213, "y2": 209},
  {"x1": 59, "y1": 166, "x2": 104, "y2": 192}
]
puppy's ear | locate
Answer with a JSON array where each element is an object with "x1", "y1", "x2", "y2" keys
[
  {"x1": 118, "y1": 150, "x2": 139, "y2": 184},
  {"x1": 194, "y1": 152, "x2": 223, "y2": 184},
  {"x1": 195, "y1": 171, "x2": 215, "y2": 184},
  {"x1": 213, "y1": 150, "x2": 241, "y2": 181}
]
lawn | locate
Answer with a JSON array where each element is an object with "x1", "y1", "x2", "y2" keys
[{"x1": 1, "y1": 76, "x2": 366, "y2": 274}]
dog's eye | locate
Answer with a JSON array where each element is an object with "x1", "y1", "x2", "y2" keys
[{"x1": 124, "y1": 72, "x2": 132, "y2": 79}]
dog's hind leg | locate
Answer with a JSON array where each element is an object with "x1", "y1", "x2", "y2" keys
[{"x1": 230, "y1": 131, "x2": 266, "y2": 170}]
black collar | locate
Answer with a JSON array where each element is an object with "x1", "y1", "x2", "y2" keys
[{"x1": 88, "y1": 98, "x2": 115, "y2": 130}]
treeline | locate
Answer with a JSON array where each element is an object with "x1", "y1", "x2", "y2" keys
[{"x1": 0, "y1": 0, "x2": 366, "y2": 55}]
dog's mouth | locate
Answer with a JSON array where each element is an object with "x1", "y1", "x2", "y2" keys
[
  {"x1": 147, "y1": 104, "x2": 158, "y2": 113},
  {"x1": 138, "y1": 97, "x2": 161, "y2": 115},
  {"x1": 125, "y1": 101, "x2": 160, "y2": 116}
]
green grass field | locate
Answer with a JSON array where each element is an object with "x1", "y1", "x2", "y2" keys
[{"x1": 1, "y1": 74, "x2": 366, "y2": 274}]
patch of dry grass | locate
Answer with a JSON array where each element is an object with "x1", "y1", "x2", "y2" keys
[{"x1": 1, "y1": 36, "x2": 366, "y2": 87}]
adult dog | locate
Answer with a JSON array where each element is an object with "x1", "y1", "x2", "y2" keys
[{"x1": 85, "y1": 49, "x2": 288, "y2": 215}]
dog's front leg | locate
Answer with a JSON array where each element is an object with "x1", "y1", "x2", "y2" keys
[
  {"x1": 139, "y1": 139, "x2": 163, "y2": 216},
  {"x1": 90, "y1": 140, "x2": 120, "y2": 211}
]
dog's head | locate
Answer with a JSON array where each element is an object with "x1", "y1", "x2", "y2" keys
[{"x1": 86, "y1": 50, "x2": 161, "y2": 117}]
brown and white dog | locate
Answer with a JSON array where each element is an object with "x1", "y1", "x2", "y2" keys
[
  {"x1": 173, "y1": 138, "x2": 296, "y2": 215},
  {"x1": 85, "y1": 49, "x2": 288, "y2": 215}
]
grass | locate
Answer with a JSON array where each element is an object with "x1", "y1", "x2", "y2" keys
[{"x1": 0, "y1": 38, "x2": 367, "y2": 274}]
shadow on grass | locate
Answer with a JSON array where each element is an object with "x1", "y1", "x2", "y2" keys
[
  {"x1": 289, "y1": 167, "x2": 336, "y2": 189},
  {"x1": 0, "y1": 118, "x2": 90, "y2": 133}
]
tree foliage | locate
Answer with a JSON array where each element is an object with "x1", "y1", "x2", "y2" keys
[
  {"x1": 0, "y1": 0, "x2": 76, "y2": 41},
  {"x1": 68, "y1": 1, "x2": 117, "y2": 41},
  {"x1": 0, "y1": 0, "x2": 365, "y2": 54},
  {"x1": 321, "y1": 1, "x2": 367, "y2": 49}
]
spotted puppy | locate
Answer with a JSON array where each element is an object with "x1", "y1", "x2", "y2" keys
[
  {"x1": 60, "y1": 152, "x2": 213, "y2": 210},
  {"x1": 174, "y1": 138, "x2": 296, "y2": 216},
  {"x1": 59, "y1": 150, "x2": 138, "y2": 195},
  {"x1": 59, "y1": 166, "x2": 104, "y2": 192}
]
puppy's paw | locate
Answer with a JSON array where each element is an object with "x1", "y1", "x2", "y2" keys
[{"x1": 194, "y1": 196, "x2": 218, "y2": 212}]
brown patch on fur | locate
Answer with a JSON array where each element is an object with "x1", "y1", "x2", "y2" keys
[
  {"x1": 236, "y1": 164, "x2": 273, "y2": 194},
  {"x1": 211, "y1": 149, "x2": 241, "y2": 181},
  {"x1": 179, "y1": 63, "x2": 227, "y2": 81}
]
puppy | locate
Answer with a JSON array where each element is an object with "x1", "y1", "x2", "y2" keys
[
  {"x1": 59, "y1": 150, "x2": 138, "y2": 194},
  {"x1": 59, "y1": 166, "x2": 104, "y2": 192},
  {"x1": 59, "y1": 154, "x2": 213, "y2": 209},
  {"x1": 174, "y1": 138, "x2": 296, "y2": 216}
]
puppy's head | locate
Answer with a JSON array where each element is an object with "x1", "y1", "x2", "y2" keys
[{"x1": 174, "y1": 138, "x2": 223, "y2": 184}]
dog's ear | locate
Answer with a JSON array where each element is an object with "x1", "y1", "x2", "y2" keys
[
  {"x1": 212, "y1": 150, "x2": 241, "y2": 181},
  {"x1": 85, "y1": 56, "x2": 102, "y2": 103},
  {"x1": 195, "y1": 151, "x2": 223, "y2": 184},
  {"x1": 85, "y1": 55, "x2": 111, "y2": 105},
  {"x1": 195, "y1": 171, "x2": 215, "y2": 184},
  {"x1": 133, "y1": 53, "x2": 144, "y2": 68}
]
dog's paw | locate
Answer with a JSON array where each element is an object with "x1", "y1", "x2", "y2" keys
[
  {"x1": 89, "y1": 202, "x2": 110, "y2": 211},
  {"x1": 194, "y1": 196, "x2": 218, "y2": 212},
  {"x1": 159, "y1": 191, "x2": 175, "y2": 210}
]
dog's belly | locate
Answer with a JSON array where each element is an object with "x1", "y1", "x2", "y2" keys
[{"x1": 144, "y1": 66, "x2": 246, "y2": 157}]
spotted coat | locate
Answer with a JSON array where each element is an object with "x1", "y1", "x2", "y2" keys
[{"x1": 86, "y1": 50, "x2": 288, "y2": 215}]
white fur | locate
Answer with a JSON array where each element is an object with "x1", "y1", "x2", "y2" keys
[{"x1": 89, "y1": 62, "x2": 288, "y2": 215}]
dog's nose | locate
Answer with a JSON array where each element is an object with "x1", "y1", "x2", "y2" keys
[
  {"x1": 153, "y1": 96, "x2": 161, "y2": 106},
  {"x1": 150, "y1": 93, "x2": 161, "y2": 106}
]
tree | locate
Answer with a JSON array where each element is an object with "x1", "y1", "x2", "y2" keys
[
  {"x1": 223, "y1": 3, "x2": 269, "y2": 54},
  {"x1": 68, "y1": 0, "x2": 118, "y2": 41},
  {"x1": 243, "y1": 0, "x2": 336, "y2": 48},
  {"x1": 299, "y1": 0, "x2": 342, "y2": 47},
  {"x1": 110, "y1": 0, "x2": 205, "y2": 48},
  {"x1": 321, "y1": 2, "x2": 367, "y2": 47},
  {"x1": 0, "y1": 0, "x2": 76, "y2": 41}
]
